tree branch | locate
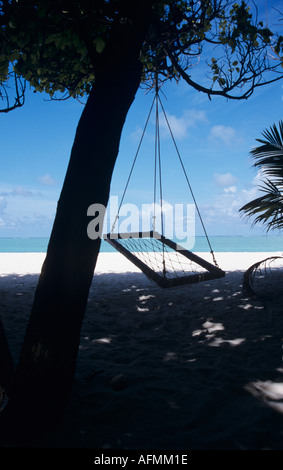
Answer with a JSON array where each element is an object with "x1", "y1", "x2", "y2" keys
[
  {"x1": 163, "y1": 43, "x2": 283, "y2": 100},
  {"x1": 0, "y1": 73, "x2": 26, "y2": 113}
]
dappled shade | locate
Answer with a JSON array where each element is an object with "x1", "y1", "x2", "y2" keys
[{"x1": 1, "y1": 268, "x2": 282, "y2": 449}]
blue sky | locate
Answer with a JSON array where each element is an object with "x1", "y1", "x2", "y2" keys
[{"x1": 1, "y1": 2, "x2": 283, "y2": 239}]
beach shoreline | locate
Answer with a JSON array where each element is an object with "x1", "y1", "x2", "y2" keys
[
  {"x1": 0, "y1": 251, "x2": 282, "y2": 450},
  {"x1": 0, "y1": 250, "x2": 282, "y2": 275}
]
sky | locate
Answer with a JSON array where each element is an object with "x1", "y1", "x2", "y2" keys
[{"x1": 1, "y1": 1, "x2": 283, "y2": 239}]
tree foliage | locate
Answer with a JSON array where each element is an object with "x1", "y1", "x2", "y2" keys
[
  {"x1": 240, "y1": 121, "x2": 283, "y2": 232},
  {"x1": 1, "y1": 0, "x2": 283, "y2": 111}
]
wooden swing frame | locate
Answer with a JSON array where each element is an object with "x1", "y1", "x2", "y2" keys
[{"x1": 104, "y1": 231, "x2": 225, "y2": 288}]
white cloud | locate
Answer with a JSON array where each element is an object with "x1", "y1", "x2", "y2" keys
[
  {"x1": 129, "y1": 109, "x2": 207, "y2": 144},
  {"x1": 129, "y1": 125, "x2": 144, "y2": 143},
  {"x1": 202, "y1": 185, "x2": 261, "y2": 228},
  {"x1": 252, "y1": 168, "x2": 265, "y2": 186},
  {"x1": 239, "y1": 170, "x2": 263, "y2": 204},
  {"x1": 12, "y1": 186, "x2": 35, "y2": 197},
  {"x1": 0, "y1": 186, "x2": 41, "y2": 198},
  {"x1": 223, "y1": 186, "x2": 237, "y2": 194},
  {"x1": 214, "y1": 172, "x2": 238, "y2": 187},
  {"x1": 0, "y1": 196, "x2": 7, "y2": 212},
  {"x1": 209, "y1": 125, "x2": 237, "y2": 145},
  {"x1": 199, "y1": 171, "x2": 263, "y2": 233},
  {"x1": 0, "y1": 197, "x2": 56, "y2": 236},
  {"x1": 0, "y1": 183, "x2": 58, "y2": 236},
  {"x1": 159, "y1": 109, "x2": 207, "y2": 139},
  {"x1": 39, "y1": 174, "x2": 56, "y2": 186}
]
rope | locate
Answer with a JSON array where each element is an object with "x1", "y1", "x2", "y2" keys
[
  {"x1": 153, "y1": 94, "x2": 158, "y2": 231},
  {"x1": 110, "y1": 95, "x2": 156, "y2": 234},
  {"x1": 109, "y1": 76, "x2": 219, "y2": 270},
  {"x1": 154, "y1": 71, "x2": 166, "y2": 276},
  {"x1": 157, "y1": 95, "x2": 219, "y2": 268}
]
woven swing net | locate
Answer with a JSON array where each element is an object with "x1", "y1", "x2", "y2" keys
[{"x1": 104, "y1": 230, "x2": 225, "y2": 288}]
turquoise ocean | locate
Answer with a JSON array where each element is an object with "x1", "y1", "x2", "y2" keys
[{"x1": 0, "y1": 236, "x2": 282, "y2": 253}]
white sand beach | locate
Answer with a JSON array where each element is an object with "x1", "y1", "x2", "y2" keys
[{"x1": 0, "y1": 251, "x2": 283, "y2": 450}]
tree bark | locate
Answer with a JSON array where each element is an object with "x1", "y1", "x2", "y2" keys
[
  {"x1": 0, "y1": 6, "x2": 153, "y2": 442},
  {"x1": 0, "y1": 319, "x2": 15, "y2": 408}
]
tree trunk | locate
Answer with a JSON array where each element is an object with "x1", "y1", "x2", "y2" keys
[
  {"x1": 0, "y1": 9, "x2": 151, "y2": 442},
  {"x1": 0, "y1": 319, "x2": 15, "y2": 408}
]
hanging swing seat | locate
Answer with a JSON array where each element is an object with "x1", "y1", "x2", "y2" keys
[
  {"x1": 103, "y1": 75, "x2": 225, "y2": 288},
  {"x1": 104, "y1": 230, "x2": 225, "y2": 288}
]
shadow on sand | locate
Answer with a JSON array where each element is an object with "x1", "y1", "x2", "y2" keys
[{"x1": 0, "y1": 270, "x2": 282, "y2": 449}]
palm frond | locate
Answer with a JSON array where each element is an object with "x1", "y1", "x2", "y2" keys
[
  {"x1": 240, "y1": 179, "x2": 283, "y2": 232},
  {"x1": 251, "y1": 120, "x2": 283, "y2": 184},
  {"x1": 261, "y1": 120, "x2": 283, "y2": 148},
  {"x1": 240, "y1": 121, "x2": 283, "y2": 232}
]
